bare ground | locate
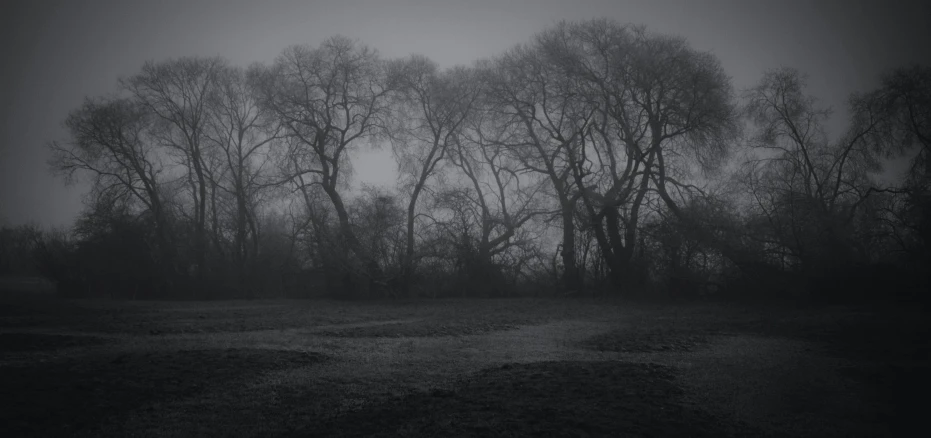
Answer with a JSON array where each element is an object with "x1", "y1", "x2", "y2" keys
[{"x1": 0, "y1": 295, "x2": 926, "y2": 437}]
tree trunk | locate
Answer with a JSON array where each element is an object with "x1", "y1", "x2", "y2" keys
[
  {"x1": 192, "y1": 149, "x2": 209, "y2": 294},
  {"x1": 403, "y1": 184, "x2": 423, "y2": 297},
  {"x1": 603, "y1": 208, "x2": 628, "y2": 292},
  {"x1": 560, "y1": 204, "x2": 581, "y2": 291},
  {"x1": 323, "y1": 183, "x2": 382, "y2": 297}
]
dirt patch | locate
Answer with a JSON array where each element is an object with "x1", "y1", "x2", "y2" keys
[
  {"x1": 0, "y1": 332, "x2": 112, "y2": 353},
  {"x1": 0, "y1": 348, "x2": 327, "y2": 437}
]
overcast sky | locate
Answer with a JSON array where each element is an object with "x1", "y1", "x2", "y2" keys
[{"x1": 1, "y1": 0, "x2": 929, "y2": 228}]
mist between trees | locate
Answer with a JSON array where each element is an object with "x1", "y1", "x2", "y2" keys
[{"x1": 3, "y1": 19, "x2": 928, "y2": 303}]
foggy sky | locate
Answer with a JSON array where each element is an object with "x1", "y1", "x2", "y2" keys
[{"x1": 1, "y1": 0, "x2": 929, "y2": 228}]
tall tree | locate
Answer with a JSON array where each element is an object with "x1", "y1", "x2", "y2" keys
[
  {"x1": 448, "y1": 91, "x2": 548, "y2": 289},
  {"x1": 596, "y1": 26, "x2": 737, "y2": 292},
  {"x1": 858, "y1": 65, "x2": 931, "y2": 267},
  {"x1": 255, "y1": 36, "x2": 396, "y2": 290},
  {"x1": 740, "y1": 68, "x2": 886, "y2": 274},
  {"x1": 864, "y1": 65, "x2": 931, "y2": 177},
  {"x1": 389, "y1": 56, "x2": 478, "y2": 291},
  {"x1": 505, "y1": 20, "x2": 739, "y2": 293},
  {"x1": 202, "y1": 64, "x2": 281, "y2": 292},
  {"x1": 481, "y1": 42, "x2": 589, "y2": 292},
  {"x1": 48, "y1": 97, "x2": 175, "y2": 278},
  {"x1": 124, "y1": 57, "x2": 227, "y2": 286}
]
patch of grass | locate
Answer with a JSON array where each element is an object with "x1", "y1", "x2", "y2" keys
[
  {"x1": 0, "y1": 348, "x2": 327, "y2": 437},
  {"x1": 581, "y1": 326, "x2": 710, "y2": 353},
  {"x1": 697, "y1": 305, "x2": 931, "y2": 361},
  {"x1": 292, "y1": 361, "x2": 745, "y2": 437},
  {"x1": 79, "y1": 305, "x2": 384, "y2": 335},
  {"x1": 1, "y1": 297, "x2": 604, "y2": 335},
  {"x1": 0, "y1": 332, "x2": 111, "y2": 353},
  {"x1": 316, "y1": 319, "x2": 532, "y2": 338},
  {"x1": 3, "y1": 298, "x2": 926, "y2": 436},
  {"x1": 577, "y1": 308, "x2": 718, "y2": 353}
]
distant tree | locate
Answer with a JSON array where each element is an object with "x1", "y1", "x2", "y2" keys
[
  {"x1": 201, "y1": 63, "x2": 282, "y2": 294},
  {"x1": 439, "y1": 88, "x2": 549, "y2": 296},
  {"x1": 69, "y1": 195, "x2": 159, "y2": 298},
  {"x1": 389, "y1": 56, "x2": 478, "y2": 292},
  {"x1": 481, "y1": 42, "x2": 588, "y2": 293},
  {"x1": 350, "y1": 186, "x2": 406, "y2": 295},
  {"x1": 579, "y1": 23, "x2": 736, "y2": 293},
  {"x1": 858, "y1": 65, "x2": 931, "y2": 274},
  {"x1": 255, "y1": 36, "x2": 397, "y2": 294},
  {"x1": 46, "y1": 26, "x2": 930, "y2": 302},
  {"x1": 739, "y1": 68, "x2": 891, "y2": 283},
  {"x1": 48, "y1": 97, "x2": 176, "y2": 283},
  {"x1": 124, "y1": 56, "x2": 227, "y2": 288},
  {"x1": 0, "y1": 224, "x2": 43, "y2": 276},
  {"x1": 861, "y1": 65, "x2": 931, "y2": 178},
  {"x1": 497, "y1": 20, "x2": 739, "y2": 294}
]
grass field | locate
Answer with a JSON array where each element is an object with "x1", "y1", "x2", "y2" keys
[{"x1": 1, "y1": 293, "x2": 927, "y2": 437}]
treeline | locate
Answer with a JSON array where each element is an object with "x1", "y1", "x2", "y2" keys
[{"x1": 4, "y1": 19, "x2": 928, "y2": 302}]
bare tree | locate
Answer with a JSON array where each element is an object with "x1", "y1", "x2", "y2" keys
[
  {"x1": 124, "y1": 57, "x2": 227, "y2": 286},
  {"x1": 740, "y1": 68, "x2": 887, "y2": 274},
  {"x1": 481, "y1": 42, "x2": 590, "y2": 292},
  {"x1": 389, "y1": 55, "x2": 479, "y2": 291},
  {"x1": 350, "y1": 186, "x2": 406, "y2": 281},
  {"x1": 862, "y1": 65, "x2": 931, "y2": 178},
  {"x1": 445, "y1": 93, "x2": 549, "y2": 292},
  {"x1": 509, "y1": 20, "x2": 739, "y2": 294},
  {"x1": 254, "y1": 36, "x2": 396, "y2": 292},
  {"x1": 201, "y1": 64, "x2": 282, "y2": 293},
  {"x1": 48, "y1": 97, "x2": 175, "y2": 274},
  {"x1": 855, "y1": 65, "x2": 931, "y2": 267}
]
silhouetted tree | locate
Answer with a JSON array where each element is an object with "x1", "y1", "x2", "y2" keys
[
  {"x1": 440, "y1": 87, "x2": 550, "y2": 296},
  {"x1": 858, "y1": 65, "x2": 931, "y2": 289},
  {"x1": 389, "y1": 56, "x2": 478, "y2": 293},
  {"x1": 741, "y1": 68, "x2": 886, "y2": 280},
  {"x1": 255, "y1": 36, "x2": 397, "y2": 295},
  {"x1": 48, "y1": 97, "x2": 179, "y2": 290},
  {"x1": 508, "y1": 20, "x2": 739, "y2": 294},
  {"x1": 480, "y1": 40, "x2": 588, "y2": 293},
  {"x1": 201, "y1": 63, "x2": 282, "y2": 295},
  {"x1": 124, "y1": 57, "x2": 227, "y2": 289}
]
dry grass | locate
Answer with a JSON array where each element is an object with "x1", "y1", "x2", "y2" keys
[{"x1": 0, "y1": 295, "x2": 925, "y2": 437}]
